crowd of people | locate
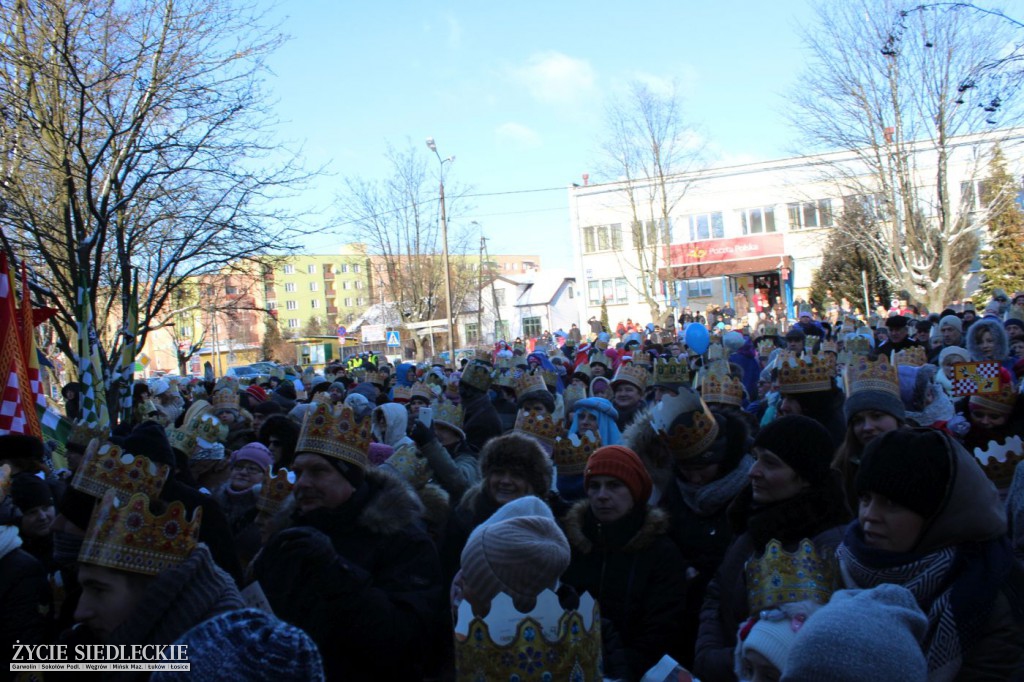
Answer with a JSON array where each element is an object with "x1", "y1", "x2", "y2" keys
[{"x1": 2, "y1": 287, "x2": 1024, "y2": 681}]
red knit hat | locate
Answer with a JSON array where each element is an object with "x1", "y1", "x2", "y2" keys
[
  {"x1": 584, "y1": 445, "x2": 652, "y2": 504},
  {"x1": 245, "y1": 384, "x2": 268, "y2": 404}
]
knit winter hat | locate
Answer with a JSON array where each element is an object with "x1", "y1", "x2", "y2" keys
[
  {"x1": 460, "y1": 496, "x2": 570, "y2": 612},
  {"x1": 479, "y1": 432, "x2": 553, "y2": 497},
  {"x1": 938, "y1": 315, "x2": 962, "y2": 333},
  {"x1": 752, "y1": 415, "x2": 834, "y2": 485},
  {"x1": 112, "y1": 421, "x2": 176, "y2": 467},
  {"x1": 736, "y1": 601, "x2": 823, "y2": 679},
  {"x1": 230, "y1": 442, "x2": 273, "y2": 473},
  {"x1": 11, "y1": 472, "x2": 53, "y2": 512},
  {"x1": 150, "y1": 608, "x2": 324, "y2": 682},
  {"x1": 584, "y1": 445, "x2": 652, "y2": 504},
  {"x1": 250, "y1": 400, "x2": 284, "y2": 417},
  {"x1": 855, "y1": 428, "x2": 952, "y2": 520},
  {"x1": 244, "y1": 385, "x2": 268, "y2": 404},
  {"x1": 843, "y1": 386, "x2": 905, "y2": 425},
  {"x1": 781, "y1": 585, "x2": 927, "y2": 682},
  {"x1": 937, "y1": 345, "x2": 969, "y2": 367}
]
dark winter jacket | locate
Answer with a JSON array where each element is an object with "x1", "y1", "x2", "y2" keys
[
  {"x1": 461, "y1": 391, "x2": 503, "y2": 452},
  {"x1": 0, "y1": 539, "x2": 52, "y2": 653},
  {"x1": 561, "y1": 502, "x2": 687, "y2": 679},
  {"x1": 254, "y1": 468, "x2": 445, "y2": 682}
]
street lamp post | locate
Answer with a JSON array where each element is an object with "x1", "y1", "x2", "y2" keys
[{"x1": 426, "y1": 137, "x2": 456, "y2": 364}]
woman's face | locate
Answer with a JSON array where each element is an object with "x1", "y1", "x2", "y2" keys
[
  {"x1": 779, "y1": 396, "x2": 803, "y2": 417},
  {"x1": 749, "y1": 447, "x2": 809, "y2": 504},
  {"x1": 576, "y1": 410, "x2": 599, "y2": 435},
  {"x1": 487, "y1": 469, "x2": 532, "y2": 505},
  {"x1": 858, "y1": 491, "x2": 925, "y2": 553},
  {"x1": 976, "y1": 330, "x2": 996, "y2": 360},
  {"x1": 586, "y1": 475, "x2": 634, "y2": 523},
  {"x1": 851, "y1": 410, "x2": 900, "y2": 447},
  {"x1": 675, "y1": 461, "x2": 721, "y2": 487},
  {"x1": 970, "y1": 405, "x2": 1008, "y2": 429},
  {"x1": 1010, "y1": 338, "x2": 1024, "y2": 358},
  {"x1": 941, "y1": 354, "x2": 967, "y2": 380}
]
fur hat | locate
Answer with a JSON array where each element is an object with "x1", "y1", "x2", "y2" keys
[
  {"x1": 0, "y1": 434, "x2": 46, "y2": 464},
  {"x1": 250, "y1": 401, "x2": 284, "y2": 417},
  {"x1": 584, "y1": 445, "x2": 652, "y2": 504},
  {"x1": 479, "y1": 432, "x2": 553, "y2": 496},
  {"x1": 752, "y1": 415, "x2": 833, "y2": 486}
]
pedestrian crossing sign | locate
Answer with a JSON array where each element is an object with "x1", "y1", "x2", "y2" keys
[{"x1": 386, "y1": 330, "x2": 401, "y2": 347}]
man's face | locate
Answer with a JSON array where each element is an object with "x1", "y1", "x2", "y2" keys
[
  {"x1": 941, "y1": 324, "x2": 961, "y2": 346},
  {"x1": 887, "y1": 326, "x2": 908, "y2": 343},
  {"x1": 786, "y1": 337, "x2": 803, "y2": 353},
  {"x1": 75, "y1": 564, "x2": 150, "y2": 641},
  {"x1": 590, "y1": 363, "x2": 606, "y2": 377},
  {"x1": 329, "y1": 386, "x2": 345, "y2": 403},
  {"x1": 292, "y1": 453, "x2": 355, "y2": 513},
  {"x1": 20, "y1": 504, "x2": 56, "y2": 538}
]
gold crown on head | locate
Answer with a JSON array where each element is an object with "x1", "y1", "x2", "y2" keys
[
  {"x1": 410, "y1": 382, "x2": 438, "y2": 403},
  {"x1": 192, "y1": 413, "x2": 227, "y2": 448},
  {"x1": 533, "y1": 368, "x2": 557, "y2": 390},
  {"x1": 891, "y1": 346, "x2": 927, "y2": 367},
  {"x1": 572, "y1": 363, "x2": 592, "y2": 379},
  {"x1": 166, "y1": 422, "x2": 197, "y2": 455},
  {"x1": 745, "y1": 538, "x2": 839, "y2": 613},
  {"x1": 844, "y1": 356, "x2": 899, "y2": 398},
  {"x1": 973, "y1": 435, "x2": 1024, "y2": 489},
  {"x1": 71, "y1": 442, "x2": 170, "y2": 501},
  {"x1": 650, "y1": 388, "x2": 720, "y2": 461},
  {"x1": 495, "y1": 356, "x2": 513, "y2": 371},
  {"x1": 653, "y1": 356, "x2": 690, "y2": 386},
  {"x1": 707, "y1": 343, "x2": 725, "y2": 362},
  {"x1": 429, "y1": 355, "x2": 449, "y2": 368},
  {"x1": 461, "y1": 363, "x2": 493, "y2": 392},
  {"x1": 492, "y1": 370, "x2": 517, "y2": 389},
  {"x1": 79, "y1": 489, "x2": 201, "y2": 577},
  {"x1": 630, "y1": 352, "x2": 653, "y2": 369},
  {"x1": 844, "y1": 333, "x2": 874, "y2": 357},
  {"x1": 820, "y1": 340, "x2": 838, "y2": 354},
  {"x1": 364, "y1": 371, "x2": 385, "y2": 387},
  {"x1": 454, "y1": 590, "x2": 602, "y2": 682},
  {"x1": 553, "y1": 431, "x2": 600, "y2": 476},
  {"x1": 473, "y1": 347, "x2": 494, "y2": 365},
  {"x1": 756, "y1": 337, "x2": 777, "y2": 358},
  {"x1": 562, "y1": 383, "x2": 587, "y2": 414},
  {"x1": 384, "y1": 443, "x2": 433, "y2": 489},
  {"x1": 515, "y1": 372, "x2": 549, "y2": 398},
  {"x1": 211, "y1": 387, "x2": 240, "y2": 411},
  {"x1": 762, "y1": 323, "x2": 779, "y2": 337},
  {"x1": 513, "y1": 408, "x2": 565, "y2": 452},
  {"x1": 776, "y1": 353, "x2": 835, "y2": 394},
  {"x1": 257, "y1": 467, "x2": 296, "y2": 517},
  {"x1": 69, "y1": 421, "x2": 110, "y2": 448},
  {"x1": 393, "y1": 385, "x2": 413, "y2": 403},
  {"x1": 610, "y1": 363, "x2": 649, "y2": 392},
  {"x1": 296, "y1": 403, "x2": 372, "y2": 471},
  {"x1": 433, "y1": 397, "x2": 465, "y2": 431},
  {"x1": 701, "y1": 367, "x2": 744, "y2": 407}
]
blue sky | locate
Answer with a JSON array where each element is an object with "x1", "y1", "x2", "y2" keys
[{"x1": 260, "y1": 1, "x2": 815, "y2": 269}]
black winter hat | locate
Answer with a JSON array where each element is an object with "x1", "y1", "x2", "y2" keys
[
  {"x1": 110, "y1": 420, "x2": 176, "y2": 468},
  {"x1": 11, "y1": 472, "x2": 53, "y2": 512},
  {"x1": 855, "y1": 428, "x2": 952, "y2": 521},
  {"x1": 752, "y1": 415, "x2": 834, "y2": 485},
  {"x1": 0, "y1": 434, "x2": 45, "y2": 463},
  {"x1": 479, "y1": 432, "x2": 553, "y2": 497}
]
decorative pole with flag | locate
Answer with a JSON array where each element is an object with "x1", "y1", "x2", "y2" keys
[
  {"x1": 0, "y1": 252, "x2": 31, "y2": 435},
  {"x1": 17, "y1": 262, "x2": 43, "y2": 438},
  {"x1": 117, "y1": 268, "x2": 139, "y2": 425},
  {"x1": 76, "y1": 251, "x2": 110, "y2": 429}
]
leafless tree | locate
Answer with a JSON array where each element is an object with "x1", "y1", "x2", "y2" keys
[
  {"x1": 788, "y1": 0, "x2": 1024, "y2": 310},
  {"x1": 0, "y1": 0, "x2": 313, "y2": 397},
  {"x1": 594, "y1": 80, "x2": 706, "y2": 321}
]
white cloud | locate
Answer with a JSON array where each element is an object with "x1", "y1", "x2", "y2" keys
[
  {"x1": 509, "y1": 51, "x2": 596, "y2": 106},
  {"x1": 495, "y1": 122, "x2": 541, "y2": 147}
]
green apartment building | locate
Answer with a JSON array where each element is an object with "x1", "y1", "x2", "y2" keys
[{"x1": 265, "y1": 244, "x2": 372, "y2": 334}]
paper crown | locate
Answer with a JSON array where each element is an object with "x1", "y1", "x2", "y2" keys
[
  {"x1": 819, "y1": 340, "x2": 838, "y2": 354},
  {"x1": 454, "y1": 590, "x2": 602, "y2": 682},
  {"x1": 572, "y1": 363, "x2": 592, "y2": 379},
  {"x1": 410, "y1": 382, "x2": 439, "y2": 403},
  {"x1": 630, "y1": 352, "x2": 653, "y2": 369},
  {"x1": 534, "y1": 368, "x2": 558, "y2": 390},
  {"x1": 756, "y1": 337, "x2": 777, "y2": 358},
  {"x1": 256, "y1": 467, "x2": 296, "y2": 517},
  {"x1": 71, "y1": 442, "x2": 170, "y2": 501},
  {"x1": 891, "y1": 346, "x2": 927, "y2": 367},
  {"x1": 433, "y1": 397, "x2": 465, "y2": 431},
  {"x1": 295, "y1": 403, "x2": 372, "y2": 471},
  {"x1": 650, "y1": 388, "x2": 720, "y2": 461},
  {"x1": 562, "y1": 383, "x2": 587, "y2": 414},
  {"x1": 0, "y1": 463, "x2": 11, "y2": 500},
  {"x1": 1007, "y1": 304, "x2": 1024, "y2": 323},
  {"x1": 134, "y1": 399, "x2": 159, "y2": 422},
  {"x1": 762, "y1": 323, "x2": 779, "y2": 336},
  {"x1": 211, "y1": 387, "x2": 240, "y2": 411},
  {"x1": 69, "y1": 421, "x2": 110, "y2": 448},
  {"x1": 494, "y1": 356, "x2": 513, "y2": 371},
  {"x1": 973, "y1": 435, "x2": 1024, "y2": 489},
  {"x1": 844, "y1": 356, "x2": 899, "y2": 399},
  {"x1": 192, "y1": 413, "x2": 227, "y2": 449},
  {"x1": 364, "y1": 371, "x2": 385, "y2": 387},
  {"x1": 744, "y1": 538, "x2": 839, "y2": 613},
  {"x1": 214, "y1": 375, "x2": 240, "y2": 393},
  {"x1": 968, "y1": 374, "x2": 1018, "y2": 415},
  {"x1": 701, "y1": 366, "x2": 744, "y2": 407},
  {"x1": 776, "y1": 353, "x2": 835, "y2": 394},
  {"x1": 473, "y1": 347, "x2": 494, "y2": 365},
  {"x1": 392, "y1": 385, "x2": 413, "y2": 403},
  {"x1": 384, "y1": 443, "x2": 432, "y2": 489},
  {"x1": 652, "y1": 356, "x2": 689, "y2": 387},
  {"x1": 610, "y1": 363, "x2": 649, "y2": 392},
  {"x1": 513, "y1": 408, "x2": 564, "y2": 452},
  {"x1": 844, "y1": 333, "x2": 874, "y2": 357},
  {"x1": 553, "y1": 431, "x2": 600, "y2": 477},
  {"x1": 492, "y1": 369, "x2": 518, "y2": 390},
  {"x1": 460, "y1": 362, "x2": 493, "y2": 392},
  {"x1": 79, "y1": 489, "x2": 201, "y2": 577},
  {"x1": 515, "y1": 372, "x2": 549, "y2": 398}
]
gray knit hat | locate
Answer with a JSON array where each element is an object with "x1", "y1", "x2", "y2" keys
[
  {"x1": 843, "y1": 387, "x2": 905, "y2": 425},
  {"x1": 782, "y1": 585, "x2": 927, "y2": 682}
]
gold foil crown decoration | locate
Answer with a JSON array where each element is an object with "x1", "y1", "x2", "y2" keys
[
  {"x1": 79, "y1": 489, "x2": 201, "y2": 577},
  {"x1": 844, "y1": 356, "x2": 899, "y2": 399},
  {"x1": 745, "y1": 538, "x2": 838, "y2": 613},
  {"x1": 610, "y1": 363, "x2": 649, "y2": 392},
  {"x1": 433, "y1": 397, "x2": 465, "y2": 430},
  {"x1": 392, "y1": 385, "x2": 413, "y2": 403},
  {"x1": 553, "y1": 431, "x2": 601, "y2": 477},
  {"x1": 534, "y1": 368, "x2": 558, "y2": 390},
  {"x1": 513, "y1": 408, "x2": 565, "y2": 452},
  {"x1": 820, "y1": 340, "x2": 838, "y2": 354},
  {"x1": 515, "y1": 372, "x2": 548, "y2": 398},
  {"x1": 460, "y1": 363, "x2": 493, "y2": 392},
  {"x1": 756, "y1": 338, "x2": 777, "y2": 358},
  {"x1": 364, "y1": 371, "x2": 385, "y2": 387},
  {"x1": 454, "y1": 590, "x2": 602, "y2": 682},
  {"x1": 410, "y1": 382, "x2": 439, "y2": 403},
  {"x1": 776, "y1": 352, "x2": 835, "y2": 394},
  {"x1": 650, "y1": 388, "x2": 720, "y2": 461},
  {"x1": 972, "y1": 435, "x2": 1024, "y2": 490},
  {"x1": 653, "y1": 356, "x2": 690, "y2": 386},
  {"x1": 701, "y1": 368, "x2": 744, "y2": 407},
  {"x1": 891, "y1": 346, "x2": 927, "y2": 368},
  {"x1": 71, "y1": 442, "x2": 170, "y2": 501},
  {"x1": 257, "y1": 467, "x2": 296, "y2": 517},
  {"x1": 295, "y1": 403, "x2": 372, "y2": 471},
  {"x1": 211, "y1": 387, "x2": 240, "y2": 410},
  {"x1": 473, "y1": 347, "x2": 494, "y2": 366},
  {"x1": 69, "y1": 421, "x2": 110, "y2": 448}
]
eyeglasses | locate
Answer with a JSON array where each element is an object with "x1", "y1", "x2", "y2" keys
[{"x1": 232, "y1": 462, "x2": 264, "y2": 475}]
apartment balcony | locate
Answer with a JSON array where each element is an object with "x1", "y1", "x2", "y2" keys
[
  {"x1": 325, "y1": 287, "x2": 336, "y2": 297},
  {"x1": 323, "y1": 270, "x2": 335, "y2": 281},
  {"x1": 327, "y1": 306, "x2": 338, "y2": 315}
]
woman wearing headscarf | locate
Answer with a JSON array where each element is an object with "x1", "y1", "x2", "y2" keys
[{"x1": 555, "y1": 397, "x2": 622, "y2": 501}]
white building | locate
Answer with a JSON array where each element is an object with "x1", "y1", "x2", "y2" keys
[
  {"x1": 569, "y1": 129, "x2": 1024, "y2": 325},
  {"x1": 457, "y1": 270, "x2": 578, "y2": 344}
]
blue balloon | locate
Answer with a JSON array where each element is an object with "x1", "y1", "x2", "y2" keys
[{"x1": 684, "y1": 322, "x2": 710, "y2": 355}]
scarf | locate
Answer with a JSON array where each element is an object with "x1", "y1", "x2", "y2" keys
[
  {"x1": 838, "y1": 523, "x2": 1014, "y2": 679},
  {"x1": 0, "y1": 524, "x2": 23, "y2": 560},
  {"x1": 729, "y1": 475, "x2": 852, "y2": 552},
  {"x1": 677, "y1": 455, "x2": 753, "y2": 516}
]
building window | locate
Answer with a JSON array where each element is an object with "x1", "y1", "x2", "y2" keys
[
  {"x1": 631, "y1": 220, "x2": 668, "y2": 247},
  {"x1": 287, "y1": 318, "x2": 300, "y2": 328},
  {"x1": 266, "y1": 301, "x2": 277, "y2": 310},
  {"x1": 465, "y1": 322, "x2": 479, "y2": 344},
  {"x1": 342, "y1": 281, "x2": 350, "y2": 290},
  {"x1": 787, "y1": 199, "x2": 833, "y2": 229},
  {"x1": 225, "y1": 285, "x2": 238, "y2": 295},
  {"x1": 344, "y1": 297, "x2": 352, "y2": 307},
  {"x1": 309, "y1": 282, "x2": 318, "y2": 292},
  {"x1": 842, "y1": 193, "x2": 887, "y2": 221},
  {"x1": 686, "y1": 212, "x2": 725, "y2": 241},
  {"x1": 352, "y1": 264, "x2": 360, "y2": 273},
  {"x1": 494, "y1": 289, "x2": 506, "y2": 306},
  {"x1": 179, "y1": 326, "x2": 193, "y2": 338},
  {"x1": 311, "y1": 299, "x2": 320, "y2": 309},
  {"x1": 283, "y1": 264, "x2": 294, "y2": 274},
  {"x1": 686, "y1": 279, "x2": 714, "y2": 298},
  {"x1": 340, "y1": 263, "x2": 349, "y2": 273},
  {"x1": 739, "y1": 207, "x2": 776, "y2": 235},
  {"x1": 581, "y1": 224, "x2": 623, "y2": 254},
  {"x1": 285, "y1": 300, "x2": 298, "y2": 310},
  {"x1": 307, "y1": 264, "x2": 317, "y2": 274},
  {"x1": 523, "y1": 316, "x2": 542, "y2": 338},
  {"x1": 960, "y1": 180, "x2": 991, "y2": 212},
  {"x1": 587, "y1": 278, "x2": 629, "y2": 305},
  {"x1": 357, "y1": 297, "x2": 365, "y2": 306},
  {"x1": 354, "y1": 281, "x2": 362, "y2": 289},
  {"x1": 284, "y1": 282, "x2": 296, "y2": 293},
  {"x1": 495, "y1": 320, "x2": 510, "y2": 340},
  {"x1": 567, "y1": 285, "x2": 574, "y2": 300}
]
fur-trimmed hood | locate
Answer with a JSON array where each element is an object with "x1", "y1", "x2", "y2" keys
[
  {"x1": 967, "y1": 318, "x2": 1009, "y2": 362},
  {"x1": 620, "y1": 405, "x2": 674, "y2": 492},
  {"x1": 561, "y1": 499, "x2": 671, "y2": 554}
]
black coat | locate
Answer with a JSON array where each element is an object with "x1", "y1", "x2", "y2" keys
[
  {"x1": 561, "y1": 503, "x2": 687, "y2": 679},
  {"x1": 461, "y1": 392, "x2": 503, "y2": 452},
  {"x1": 0, "y1": 544, "x2": 52, "y2": 652},
  {"x1": 254, "y1": 468, "x2": 445, "y2": 682}
]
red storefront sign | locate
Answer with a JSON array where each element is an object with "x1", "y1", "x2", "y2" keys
[{"x1": 668, "y1": 233, "x2": 785, "y2": 266}]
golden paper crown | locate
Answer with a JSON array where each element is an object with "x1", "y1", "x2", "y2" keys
[
  {"x1": 495, "y1": 356, "x2": 513, "y2": 371},
  {"x1": 166, "y1": 424, "x2": 197, "y2": 455},
  {"x1": 707, "y1": 343, "x2": 725, "y2": 362},
  {"x1": 256, "y1": 467, "x2": 296, "y2": 517},
  {"x1": 513, "y1": 408, "x2": 565, "y2": 451},
  {"x1": 553, "y1": 431, "x2": 601, "y2": 477},
  {"x1": 492, "y1": 370, "x2": 517, "y2": 390},
  {"x1": 534, "y1": 368, "x2": 558, "y2": 390},
  {"x1": 756, "y1": 337, "x2": 777, "y2": 358},
  {"x1": 653, "y1": 356, "x2": 689, "y2": 386},
  {"x1": 630, "y1": 352, "x2": 653, "y2": 369},
  {"x1": 473, "y1": 348, "x2": 494, "y2": 365},
  {"x1": 562, "y1": 383, "x2": 587, "y2": 414},
  {"x1": 211, "y1": 387, "x2": 240, "y2": 410},
  {"x1": 610, "y1": 363, "x2": 649, "y2": 392},
  {"x1": 572, "y1": 363, "x2": 592, "y2": 379},
  {"x1": 192, "y1": 413, "x2": 227, "y2": 447},
  {"x1": 844, "y1": 356, "x2": 899, "y2": 398},
  {"x1": 296, "y1": 403, "x2": 371, "y2": 471},
  {"x1": 820, "y1": 340, "x2": 838, "y2": 354},
  {"x1": 701, "y1": 369, "x2": 744, "y2": 407},
  {"x1": 383, "y1": 443, "x2": 432, "y2": 489},
  {"x1": 71, "y1": 442, "x2": 170, "y2": 501},
  {"x1": 214, "y1": 375, "x2": 240, "y2": 394},
  {"x1": 515, "y1": 372, "x2": 549, "y2": 398},
  {"x1": 461, "y1": 363, "x2": 493, "y2": 392},
  {"x1": 69, "y1": 421, "x2": 110, "y2": 448},
  {"x1": 650, "y1": 388, "x2": 720, "y2": 461},
  {"x1": 364, "y1": 371, "x2": 385, "y2": 387},
  {"x1": 0, "y1": 463, "x2": 11, "y2": 500},
  {"x1": 134, "y1": 399, "x2": 159, "y2": 422},
  {"x1": 454, "y1": 591, "x2": 602, "y2": 682},
  {"x1": 410, "y1": 382, "x2": 438, "y2": 403},
  {"x1": 393, "y1": 385, "x2": 413, "y2": 403},
  {"x1": 744, "y1": 538, "x2": 839, "y2": 613},
  {"x1": 776, "y1": 353, "x2": 835, "y2": 394},
  {"x1": 892, "y1": 346, "x2": 927, "y2": 367},
  {"x1": 79, "y1": 490, "x2": 201, "y2": 577},
  {"x1": 844, "y1": 333, "x2": 874, "y2": 357},
  {"x1": 763, "y1": 323, "x2": 779, "y2": 337},
  {"x1": 433, "y1": 397, "x2": 465, "y2": 431},
  {"x1": 973, "y1": 435, "x2": 1024, "y2": 489},
  {"x1": 969, "y1": 376, "x2": 1018, "y2": 415}
]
